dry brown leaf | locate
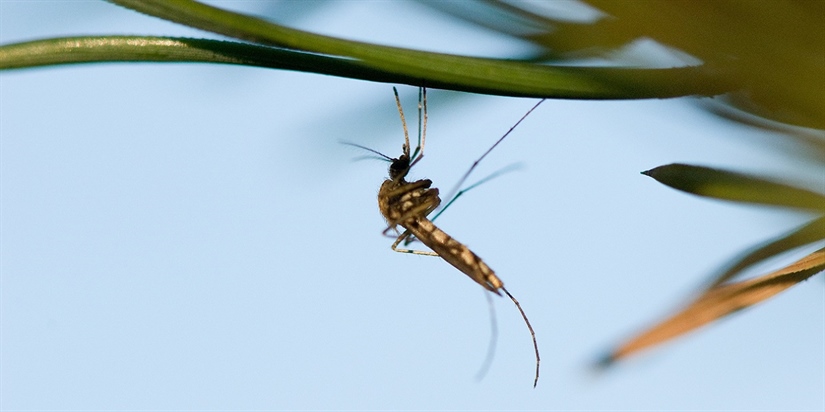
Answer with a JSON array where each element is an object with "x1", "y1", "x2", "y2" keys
[{"x1": 599, "y1": 247, "x2": 825, "y2": 366}]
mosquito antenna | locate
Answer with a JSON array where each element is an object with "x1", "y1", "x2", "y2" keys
[
  {"x1": 440, "y1": 99, "x2": 545, "y2": 215},
  {"x1": 502, "y1": 286, "x2": 540, "y2": 388},
  {"x1": 475, "y1": 289, "x2": 499, "y2": 382},
  {"x1": 339, "y1": 140, "x2": 393, "y2": 161},
  {"x1": 392, "y1": 87, "x2": 411, "y2": 159}
]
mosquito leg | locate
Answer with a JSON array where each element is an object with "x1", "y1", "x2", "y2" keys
[
  {"x1": 383, "y1": 196, "x2": 439, "y2": 235},
  {"x1": 501, "y1": 286, "x2": 540, "y2": 388},
  {"x1": 393, "y1": 87, "x2": 412, "y2": 160},
  {"x1": 437, "y1": 99, "x2": 545, "y2": 219},
  {"x1": 390, "y1": 229, "x2": 438, "y2": 256},
  {"x1": 402, "y1": 163, "x2": 523, "y2": 247},
  {"x1": 475, "y1": 289, "x2": 498, "y2": 381},
  {"x1": 409, "y1": 87, "x2": 427, "y2": 168},
  {"x1": 428, "y1": 163, "x2": 523, "y2": 223},
  {"x1": 381, "y1": 197, "x2": 439, "y2": 240},
  {"x1": 381, "y1": 178, "x2": 433, "y2": 199}
]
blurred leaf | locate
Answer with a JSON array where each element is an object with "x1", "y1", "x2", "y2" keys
[
  {"x1": 436, "y1": 1, "x2": 825, "y2": 130},
  {"x1": 707, "y1": 216, "x2": 825, "y2": 289},
  {"x1": 95, "y1": 0, "x2": 730, "y2": 99},
  {"x1": 579, "y1": 0, "x2": 825, "y2": 130},
  {"x1": 642, "y1": 164, "x2": 825, "y2": 212},
  {"x1": 696, "y1": 98, "x2": 825, "y2": 164},
  {"x1": 598, "y1": 247, "x2": 825, "y2": 367},
  {"x1": 0, "y1": 0, "x2": 820, "y2": 128},
  {"x1": 0, "y1": 35, "x2": 726, "y2": 100}
]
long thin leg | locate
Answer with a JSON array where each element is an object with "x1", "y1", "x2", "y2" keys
[
  {"x1": 475, "y1": 290, "x2": 498, "y2": 381},
  {"x1": 391, "y1": 229, "x2": 438, "y2": 256},
  {"x1": 403, "y1": 163, "x2": 523, "y2": 247},
  {"x1": 502, "y1": 286, "x2": 540, "y2": 388},
  {"x1": 439, "y1": 99, "x2": 545, "y2": 217},
  {"x1": 409, "y1": 87, "x2": 427, "y2": 168},
  {"x1": 393, "y1": 86, "x2": 411, "y2": 159}
]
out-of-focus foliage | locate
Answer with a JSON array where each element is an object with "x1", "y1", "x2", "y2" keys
[
  {"x1": 0, "y1": 0, "x2": 731, "y2": 99},
  {"x1": 600, "y1": 247, "x2": 825, "y2": 366},
  {"x1": 429, "y1": 0, "x2": 824, "y2": 130},
  {"x1": 599, "y1": 166, "x2": 825, "y2": 365},
  {"x1": 2, "y1": 0, "x2": 821, "y2": 128}
]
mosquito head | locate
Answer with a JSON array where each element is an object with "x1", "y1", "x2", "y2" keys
[{"x1": 389, "y1": 149, "x2": 411, "y2": 181}]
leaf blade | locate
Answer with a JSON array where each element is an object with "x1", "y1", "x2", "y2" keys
[
  {"x1": 98, "y1": 0, "x2": 733, "y2": 99},
  {"x1": 643, "y1": 164, "x2": 825, "y2": 212},
  {"x1": 599, "y1": 248, "x2": 825, "y2": 367}
]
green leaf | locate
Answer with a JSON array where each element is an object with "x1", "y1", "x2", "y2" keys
[
  {"x1": 642, "y1": 164, "x2": 825, "y2": 212},
  {"x1": 0, "y1": 36, "x2": 421, "y2": 84},
  {"x1": 97, "y1": 0, "x2": 732, "y2": 99}
]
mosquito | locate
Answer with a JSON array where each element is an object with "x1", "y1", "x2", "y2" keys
[{"x1": 346, "y1": 87, "x2": 544, "y2": 387}]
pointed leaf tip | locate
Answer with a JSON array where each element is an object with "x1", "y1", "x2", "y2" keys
[
  {"x1": 642, "y1": 163, "x2": 825, "y2": 211},
  {"x1": 602, "y1": 248, "x2": 825, "y2": 364},
  {"x1": 593, "y1": 352, "x2": 618, "y2": 370}
]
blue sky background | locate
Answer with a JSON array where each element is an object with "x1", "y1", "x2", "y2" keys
[{"x1": 2, "y1": 1, "x2": 823, "y2": 410}]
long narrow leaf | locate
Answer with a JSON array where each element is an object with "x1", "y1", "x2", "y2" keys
[
  {"x1": 103, "y1": 0, "x2": 733, "y2": 99},
  {"x1": 599, "y1": 248, "x2": 825, "y2": 366},
  {"x1": 0, "y1": 36, "x2": 419, "y2": 84},
  {"x1": 642, "y1": 164, "x2": 825, "y2": 212},
  {"x1": 706, "y1": 216, "x2": 825, "y2": 288}
]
